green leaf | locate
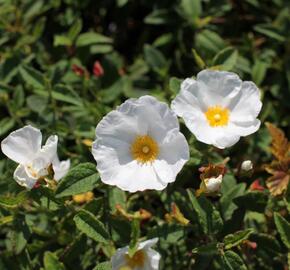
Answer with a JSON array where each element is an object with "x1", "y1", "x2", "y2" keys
[
  {"x1": 254, "y1": 24, "x2": 285, "y2": 42},
  {"x1": 0, "y1": 117, "x2": 15, "y2": 136},
  {"x1": 108, "y1": 187, "x2": 126, "y2": 211},
  {"x1": 93, "y1": 262, "x2": 111, "y2": 270},
  {"x1": 26, "y1": 95, "x2": 48, "y2": 113},
  {"x1": 274, "y1": 212, "x2": 290, "y2": 249},
  {"x1": 233, "y1": 191, "x2": 268, "y2": 213},
  {"x1": 169, "y1": 77, "x2": 182, "y2": 94},
  {"x1": 73, "y1": 209, "x2": 110, "y2": 244},
  {"x1": 55, "y1": 163, "x2": 99, "y2": 198},
  {"x1": 192, "y1": 49, "x2": 206, "y2": 69},
  {"x1": 212, "y1": 47, "x2": 238, "y2": 71},
  {"x1": 147, "y1": 223, "x2": 184, "y2": 244},
  {"x1": 116, "y1": 0, "x2": 128, "y2": 7},
  {"x1": 76, "y1": 32, "x2": 112, "y2": 47},
  {"x1": 128, "y1": 219, "x2": 140, "y2": 257},
  {"x1": 53, "y1": 35, "x2": 72, "y2": 47},
  {"x1": 144, "y1": 9, "x2": 173, "y2": 25},
  {"x1": 220, "y1": 250, "x2": 247, "y2": 270},
  {"x1": 224, "y1": 229, "x2": 254, "y2": 249},
  {"x1": 180, "y1": 0, "x2": 201, "y2": 22},
  {"x1": 0, "y1": 191, "x2": 28, "y2": 208},
  {"x1": 220, "y1": 183, "x2": 246, "y2": 220},
  {"x1": 43, "y1": 252, "x2": 65, "y2": 270},
  {"x1": 192, "y1": 242, "x2": 218, "y2": 257},
  {"x1": 68, "y1": 19, "x2": 83, "y2": 41},
  {"x1": 0, "y1": 215, "x2": 14, "y2": 225},
  {"x1": 252, "y1": 60, "x2": 268, "y2": 85},
  {"x1": 144, "y1": 44, "x2": 168, "y2": 76},
  {"x1": 187, "y1": 189, "x2": 223, "y2": 234},
  {"x1": 19, "y1": 65, "x2": 45, "y2": 89}
]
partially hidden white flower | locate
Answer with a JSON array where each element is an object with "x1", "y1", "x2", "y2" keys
[
  {"x1": 1, "y1": 125, "x2": 70, "y2": 189},
  {"x1": 204, "y1": 175, "x2": 223, "y2": 193},
  {"x1": 111, "y1": 238, "x2": 160, "y2": 270},
  {"x1": 171, "y1": 70, "x2": 262, "y2": 149},
  {"x1": 92, "y1": 95, "x2": 189, "y2": 192},
  {"x1": 241, "y1": 160, "x2": 253, "y2": 172}
]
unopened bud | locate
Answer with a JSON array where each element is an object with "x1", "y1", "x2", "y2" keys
[
  {"x1": 205, "y1": 175, "x2": 223, "y2": 193},
  {"x1": 241, "y1": 160, "x2": 253, "y2": 172}
]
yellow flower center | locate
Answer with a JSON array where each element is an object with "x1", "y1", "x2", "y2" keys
[
  {"x1": 123, "y1": 250, "x2": 146, "y2": 269},
  {"x1": 205, "y1": 106, "x2": 230, "y2": 127},
  {"x1": 131, "y1": 135, "x2": 159, "y2": 164}
]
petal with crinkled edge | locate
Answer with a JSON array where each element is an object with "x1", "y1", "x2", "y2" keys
[
  {"x1": 13, "y1": 164, "x2": 38, "y2": 189},
  {"x1": 1, "y1": 125, "x2": 42, "y2": 164}
]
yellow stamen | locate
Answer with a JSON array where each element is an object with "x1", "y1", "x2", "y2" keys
[
  {"x1": 131, "y1": 135, "x2": 159, "y2": 164},
  {"x1": 205, "y1": 105, "x2": 229, "y2": 127},
  {"x1": 124, "y1": 250, "x2": 146, "y2": 268}
]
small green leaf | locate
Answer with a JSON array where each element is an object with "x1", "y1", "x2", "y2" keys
[
  {"x1": 74, "y1": 209, "x2": 110, "y2": 244},
  {"x1": 212, "y1": 47, "x2": 238, "y2": 71},
  {"x1": 108, "y1": 187, "x2": 126, "y2": 211},
  {"x1": 187, "y1": 189, "x2": 223, "y2": 234},
  {"x1": 0, "y1": 215, "x2": 14, "y2": 225},
  {"x1": 55, "y1": 163, "x2": 99, "y2": 198},
  {"x1": 0, "y1": 191, "x2": 28, "y2": 208},
  {"x1": 53, "y1": 35, "x2": 72, "y2": 47},
  {"x1": 169, "y1": 77, "x2": 182, "y2": 94},
  {"x1": 252, "y1": 60, "x2": 268, "y2": 85},
  {"x1": 144, "y1": 44, "x2": 168, "y2": 76},
  {"x1": 254, "y1": 24, "x2": 285, "y2": 42},
  {"x1": 180, "y1": 0, "x2": 201, "y2": 23},
  {"x1": 0, "y1": 118, "x2": 15, "y2": 136},
  {"x1": 43, "y1": 252, "x2": 65, "y2": 270},
  {"x1": 220, "y1": 250, "x2": 247, "y2": 270},
  {"x1": 224, "y1": 229, "x2": 254, "y2": 249},
  {"x1": 93, "y1": 262, "x2": 111, "y2": 270},
  {"x1": 234, "y1": 191, "x2": 268, "y2": 213},
  {"x1": 274, "y1": 212, "x2": 290, "y2": 249},
  {"x1": 192, "y1": 49, "x2": 206, "y2": 69},
  {"x1": 76, "y1": 32, "x2": 112, "y2": 47},
  {"x1": 192, "y1": 242, "x2": 218, "y2": 256},
  {"x1": 19, "y1": 65, "x2": 45, "y2": 89},
  {"x1": 144, "y1": 9, "x2": 173, "y2": 25},
  {"x1": 68, "y1": 19, "x2": 83, "y2": 41},
  {"x1": 128, "y1": 219, "x2": 140, "y2": 257}
]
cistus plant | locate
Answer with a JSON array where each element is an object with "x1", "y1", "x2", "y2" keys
[{"x1": 0, "y1": 0, "x2": 290, "y2": 270}]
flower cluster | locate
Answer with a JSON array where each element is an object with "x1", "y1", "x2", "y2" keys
[{"x1": 0, "y1": 69, "x2": 262, "y2": 270}]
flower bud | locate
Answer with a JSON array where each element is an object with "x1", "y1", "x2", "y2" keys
[
  {"x1": 204, "y1": 174, "x2": 223, "y2": 193},
  {"x1": 241, "y1": 160, "x2": 253, "y2": 172}
]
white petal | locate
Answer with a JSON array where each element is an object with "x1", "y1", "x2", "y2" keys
[
  {"x1": 196, "y1": 70, "x2": 242, "y2": 107},
  {"x1": 111, "y1": 161, "x2": 166, "y2": 192},
  {"x1": 171, "y1": 78, "x2": 207, "y2": 117},
  {"x1": 38, "y1": 135, "x2": 58, "y2": 164},
  {"x1": 53, "y1": 158, "x2": 70, "y2": 181},
  {"x1": 145, "y1": 249, "x2": 161, "y2": 270},
  {"x1": 1, "y1": 125, "x2": 42, "y2": 164},
  {"x1": 153, "y1": 129, "x2": 189, "y2": 183},
  {"x1": 138, "y1": 238, "x2": 159, "y2": 250},
  {"x1": 230, "y1": 81, "x2": 262, "y2": 119},
  {"x1": 13, "y1": 164, "x2": 37, "y2": 189},
  {"x1": 111, "y1": 246, "x2": 128, "y2": 270},
  {"x1": 229, "y1": 119, "x2": 261, "y2": 137}
]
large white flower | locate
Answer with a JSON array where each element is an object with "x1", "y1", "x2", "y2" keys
[
  {"x1": 1, "y1": 125, "x2": 70, "y2": 189},
  {"x1": 171, "y1": 70, "x2": 262, "y2": 149},
  {"x1": 92, "y1": 95, "x2": 189, "y2": 192},
  {"x1": 111, "y1": 238, "x2": 160, "y2": 270}
]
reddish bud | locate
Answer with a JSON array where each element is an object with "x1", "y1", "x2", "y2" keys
[
  {"x1": 250, "y1": 179, "x2": 265, "y2": 191},
  {"x1": 32, "y1": 181, "x2": 41, "y2": 189},
  {"x1": 93, "y1": 61, "x2": 104, "y2": 77},
  {"x1": 72, "y1": 64, "x2": 85, "y2": 76}
]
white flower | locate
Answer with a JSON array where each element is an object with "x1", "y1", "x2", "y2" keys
[
  {"x1": 241, "y1": 160, "x2": 253, "y2": 172},
  {"x1": 92, "y1": 95, "x2": 189, "y2": 192},
  {"x1": 111, "y1": 238, "x2": 160, "y2": 270},
  {"x1": 171, "y1": 70, "x2": 262, "y2": 149},
  {"x1": 1, "y1": 125, "x2": 70, "y2": 189},
  {"x1": 204, "y1": 175, "x2": 223, "y2": 193}
]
